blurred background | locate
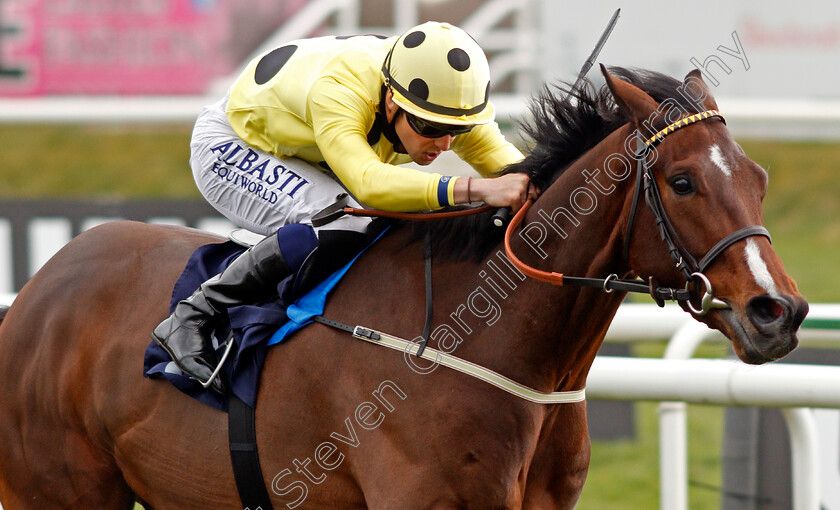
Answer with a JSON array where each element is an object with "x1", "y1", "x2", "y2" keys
[{"x1": 0, "y1": 1, "x2": 838, "y2": 509}]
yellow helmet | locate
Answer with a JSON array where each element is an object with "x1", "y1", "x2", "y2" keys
[{"x1": 382, "y1": 21, "x2": 494, "y2": 126}]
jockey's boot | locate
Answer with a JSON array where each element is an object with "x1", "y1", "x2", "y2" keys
[
  {"x1": 151, "y1": 224, "x2": 318, "y2": 392},
  {"x1": 284, "y1": 228, "x2": 374, "y2": 299}
]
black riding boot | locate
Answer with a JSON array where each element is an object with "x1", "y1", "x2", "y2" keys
[
  {"x1": 152, "y1": 231, "x2": 301, "y2": 392},
  {"x1": 283, "y1": 228, "x2": 373, "y2": 300}
]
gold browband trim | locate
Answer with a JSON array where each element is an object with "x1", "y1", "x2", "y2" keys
[{"x1": 644, "y1": 109, "x2": 724, "y2": 148}]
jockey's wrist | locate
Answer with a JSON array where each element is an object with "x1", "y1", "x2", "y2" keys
[{"x1": 453, "y1": 175, "x2": 480, "y2": 205}]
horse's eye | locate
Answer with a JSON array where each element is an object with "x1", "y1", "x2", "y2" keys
[{"x1": 670, "y1": 175, "x2": 695, "y2": 195}]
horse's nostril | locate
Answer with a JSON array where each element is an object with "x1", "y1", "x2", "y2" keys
[
  {"x1": 746, "y1": 295, "x2": 789, "y2": 329},
  {"x1": 764, "y1": 299, "x2": 784, "y2": 321},
  {"x1": 791, "y1": 298, "x2": 809, "y2": 331}
]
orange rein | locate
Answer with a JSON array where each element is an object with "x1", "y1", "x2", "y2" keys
[
  {"x1": 343, "y1": 204, "x2": 494, "y2": 221},
  {"x1": 344, "y1": 200, "x2": 562, "y2": 285},
  {"x1": 503, "y1": 198, "x2": 565, "y2": 286}
]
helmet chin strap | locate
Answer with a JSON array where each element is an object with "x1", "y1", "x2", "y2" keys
[{"x1": 379, "y1": 85, "x2": 407, "y2": 154}]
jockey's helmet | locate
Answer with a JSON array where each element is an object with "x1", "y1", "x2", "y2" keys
[{"x1": 382, "y1": 21, "x2": 494, "y2": 126}]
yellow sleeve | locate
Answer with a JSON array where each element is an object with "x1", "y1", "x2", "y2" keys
[
  {"x1": 309, "y1": 78, "x2": 456, "y2": 211},
  {"x1": 452, "y1": 120, "x2": 525, "y2": 177}
]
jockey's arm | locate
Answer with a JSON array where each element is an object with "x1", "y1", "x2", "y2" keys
[
  {"x1": 311, "y1": 80, "x2": 455, "y2": 211},
  {"x1": 311, "y1": 79, "x2": 529, "y2": 212}
]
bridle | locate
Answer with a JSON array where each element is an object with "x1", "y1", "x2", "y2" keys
[
  {"x1": 308, "y1": 109, "x2": 770, "y2": 406},
  {"x1": 334, "y1": 108, "x2": 771, "y2": 314},
  {"x1": 505, "y1": 109, "x2": 772, "y2": 315}
]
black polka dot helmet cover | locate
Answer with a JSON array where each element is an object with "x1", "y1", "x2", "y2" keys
[{"x1": 382, "y1": 21, "x2": 494, "y2": 125}]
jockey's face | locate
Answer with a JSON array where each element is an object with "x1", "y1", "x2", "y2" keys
[
  {"x1": 385, "y1": 90, "x2": 454, "y2": 166},
  {"x1": 394, "y1": 112, "x2": 454, "y2": 165}
]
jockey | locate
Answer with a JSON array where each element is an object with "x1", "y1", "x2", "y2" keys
[{"x1": 152, "y1": 21, "x2": 532, "y2": 392}]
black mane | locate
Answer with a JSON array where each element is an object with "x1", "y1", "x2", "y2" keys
[{"x1": 404, "y1": 67, "x2": 705, "y2": 261}]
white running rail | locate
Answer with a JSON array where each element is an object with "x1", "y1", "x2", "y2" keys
[{"x1": 600, "y1": 303, "x2": 840, "y2": 510}]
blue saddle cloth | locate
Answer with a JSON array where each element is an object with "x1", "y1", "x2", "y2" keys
[{"x1": 143, "y1": 234, "x2": 378, "y2": 411}]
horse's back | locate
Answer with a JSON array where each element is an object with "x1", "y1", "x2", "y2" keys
[
  {"x1": 0, "y1": 220, "x2": 223, "y2": 509},
  {"x1": 0, "y1": 220, "x2": 218, "y2": 367}
]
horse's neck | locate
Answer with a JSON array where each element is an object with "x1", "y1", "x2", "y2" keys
[
  {"x1": 467, "y1": 127, "x2": 636, "y2": 393},
  {"x1": 518, "y1": 125, "x2": 635, "y2": 277}
]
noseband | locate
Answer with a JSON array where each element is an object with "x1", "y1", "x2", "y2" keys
[{"x1": 505, "y1": 109, "x2": 772, "y2": 315}]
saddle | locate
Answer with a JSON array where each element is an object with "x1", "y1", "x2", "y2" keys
[{"x1": 143, "y1": 222, "x2": 387, "y2": 411}]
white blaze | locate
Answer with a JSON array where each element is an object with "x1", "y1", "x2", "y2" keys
[
  {"x1": 709, "y1": 144, "x2": 732, "y2": 177},
  {"x1": 744, "y1": 238, "x2": 777, "y2": 296}
]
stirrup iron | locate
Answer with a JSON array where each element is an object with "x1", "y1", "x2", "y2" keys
[{"x1": 200, "y1": 334, "x2": 235, "y2": 390}]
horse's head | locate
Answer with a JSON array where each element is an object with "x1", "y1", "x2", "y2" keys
[{"x1": 602, "y1": 66, "x2": 808, "y2": 364}]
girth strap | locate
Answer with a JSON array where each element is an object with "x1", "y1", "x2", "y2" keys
[{"x1": 228, "y1": 394, "x2": 274, "y2": 510}]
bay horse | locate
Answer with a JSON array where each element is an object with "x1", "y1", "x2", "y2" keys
[{"x1": 0, "y1": 67, "x2": 807, "y2": 509}]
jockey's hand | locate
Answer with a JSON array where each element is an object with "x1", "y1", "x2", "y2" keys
[{"x1": 455, "y1": 173, "x2": 537, "y2": 212}]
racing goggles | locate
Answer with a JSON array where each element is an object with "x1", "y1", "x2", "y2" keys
[{"x1": 404, "y1": 111, "x2": 474, "y2": 138}]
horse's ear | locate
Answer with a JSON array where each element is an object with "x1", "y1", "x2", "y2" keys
[
  {"x1": 682, "y1": 69, "x2": 719, "y2": 110},
  {"x1": 600, "y1": 64, "x2": 659, "y2": 126}
]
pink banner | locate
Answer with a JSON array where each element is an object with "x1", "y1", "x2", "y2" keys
[{"x1": 0, "y1": 0, "x2": 301, "y2": 96}]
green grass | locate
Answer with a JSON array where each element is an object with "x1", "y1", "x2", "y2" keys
[
  {"x1": 578, "y1": 343, "x2": 731, "y2": 509},
  {"x1": 0, "y1": 124, "x2": 198, "y2": 198},
  {"x1": 2, "y1": 125, "x2": 837, "y2": 509},
  {"x1": 739, "y1": 140, "x2": 840, "y2": 303},
  {"x1": 579, "y1": 401, "x2": 727, "y2": 510}
]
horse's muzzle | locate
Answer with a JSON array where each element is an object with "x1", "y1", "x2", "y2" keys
[
  {"x1": 747, "y1": 294, "x2": 808, "y2": 337},
  {"x1": 741, "y1": 294, "x2": 809, "y2": 362}
]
